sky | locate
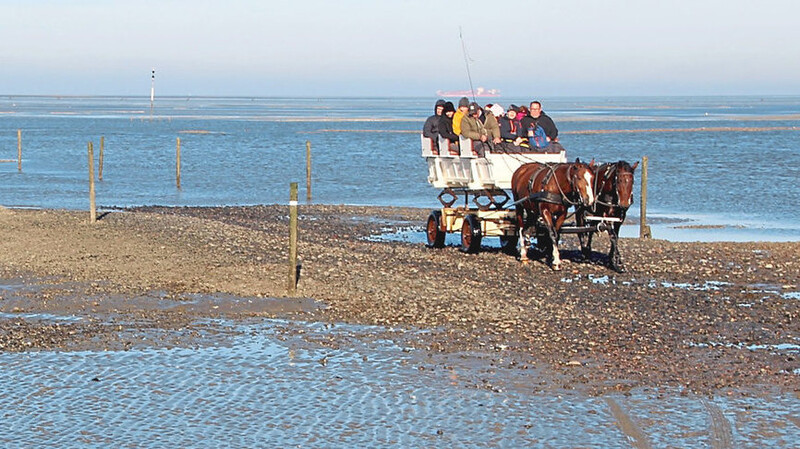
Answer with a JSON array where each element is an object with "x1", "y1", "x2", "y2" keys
[{"x1": 2, "y1": 0, "x2": 799, "y2": 97}]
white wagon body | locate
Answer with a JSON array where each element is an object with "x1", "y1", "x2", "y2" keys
[{"x1": 421, "y1": 135, "x2": 566, "y2": 190}]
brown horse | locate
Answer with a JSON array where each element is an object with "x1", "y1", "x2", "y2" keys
[
  {"x1": 511, "y1": 160, "x2": 596, "y2": 270},
  {"x1": 577, "y1": 160, "x2": 638, "y2": 272}
]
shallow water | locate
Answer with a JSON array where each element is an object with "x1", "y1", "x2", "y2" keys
[
  {"x1": 0, "y1": 315, "x2": 798, "y2": 448},
  {"x1": 2, "y1": 95, "x2": 799, "y2": 241}
]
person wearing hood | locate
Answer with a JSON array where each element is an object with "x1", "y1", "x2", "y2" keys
[
  {"x1": 437, "y1": 101, "x2": 459, "y2": 154},
  {"x1": 422, "y1": 99, "x2": 446, "y2": 150}
]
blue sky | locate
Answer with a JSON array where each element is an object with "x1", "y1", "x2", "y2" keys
[{"x1": 2, "y1": 0, "x2": 799, "y2": 97}]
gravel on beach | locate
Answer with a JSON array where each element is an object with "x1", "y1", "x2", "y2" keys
[{"x1": 0, "y1": 205, "x2": 798, "y2": 395}]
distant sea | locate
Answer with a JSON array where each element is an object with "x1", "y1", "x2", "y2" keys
[{"x1": 1, "y1": 95, "x2": 799, "y2": 242}]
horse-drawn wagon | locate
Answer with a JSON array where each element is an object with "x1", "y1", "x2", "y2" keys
[{"x1": 421, "y1": 135, "x2": 635, "y2": 271}]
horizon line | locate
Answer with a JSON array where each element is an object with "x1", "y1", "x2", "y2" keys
[{"x1": 3, "y1": 93, "x2": 800, "y2": 100}]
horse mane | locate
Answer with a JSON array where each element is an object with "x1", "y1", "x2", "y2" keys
[{"x1": 616, "y1": 160, "x2": 633, "y2": 171}]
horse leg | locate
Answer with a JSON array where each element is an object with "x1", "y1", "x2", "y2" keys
[
  {"x1": 518, "y1": 227, "x2": 529, "y2": 264},
  {"x1": 576, "y1": 209, "x2": 592, "y2": 261},
  {"x1": 551, "y1": 211, "x2": 569, "y2": 271},
  {"x1": 609, "y1": 222, "x2": 625, "y2": 272},
  {"x1": 549, "y1": 227, "x2": 562, "y2": 270},
  {"x1": 541, "y1": 210, "x2": 562, "y2": 271},
  {"x1": 517, "y1": 208, "x2": 530, "y2": 265},
  {"x1": 578, "y1": 225, "x2": 594, "y2": 262}
]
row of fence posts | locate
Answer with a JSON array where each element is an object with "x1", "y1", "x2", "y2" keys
[
  {"x1": 77, "y1": 136, "x2": 311, "y2": 295},
  {"x1": 13, "y1": 131, "x2": 650, "y2": 296}
]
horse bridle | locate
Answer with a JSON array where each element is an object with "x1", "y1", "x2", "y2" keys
[
  {"x1": 566, "y1": 163, "x2": 593, "y2": 207},
  {"x1": 594, "y1": 163, "x2": 634, "y2": 209}
]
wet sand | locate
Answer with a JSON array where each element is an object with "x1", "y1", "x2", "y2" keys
[{"x1": 0, "y1": 205, "x2": 798, "y2": 395}]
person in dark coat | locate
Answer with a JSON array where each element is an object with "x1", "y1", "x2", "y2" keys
[
  {"x1": 529, "y1": 101, "x2": 558, "y2": 141},
  {"x1": 422, "y1": 99, "x2": 446, "y2": 143},
  {"x1": 437, "y1": 101, "x2": 459, "y2": 154},
  {"x1": 497, "y1": 105, "x2": 524, "y2": 151}
]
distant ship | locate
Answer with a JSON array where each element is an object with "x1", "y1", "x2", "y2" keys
[{"x1": 436, "y1": 87, "x2": 500, "y2": 98}]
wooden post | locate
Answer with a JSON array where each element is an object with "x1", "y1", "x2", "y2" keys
[
  {"x1": 88, "y1": 142, "x2": 96, "y2": 223},
  {"x1": 305, "y1": 140, "x2": 312, "y2": 202},
  {"x1": 17, "y1": 129, "x2": 22, "y2": 172},
  {"x1": 176, "y1": 137, "x2": 181, "y2": 189},
  {"x1": 288, "y1": 182, "x2": 298, "y2": 295},
  {"x1": 98, "y1": 136, "x2": 105, "y2": 180},
  {"x1": 639, "y1": 156, "x2": 651, "y2": 239}
]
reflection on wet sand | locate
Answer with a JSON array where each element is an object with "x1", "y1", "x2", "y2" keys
[{"x1": 1, "y1": 317, "x2": 798, "y2": 448}]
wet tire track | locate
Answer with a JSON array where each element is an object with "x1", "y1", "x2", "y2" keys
[
  {"x1": 701, "y1": 397, "x2": 733, "y2": 449},
  {"x1": 605, "y1": 397, "x2": 653, "y2": 449}
]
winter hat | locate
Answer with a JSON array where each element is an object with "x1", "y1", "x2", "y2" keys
[
  {"x1": 508, "y1": 104, "x2": 519, "y2": 113},
  {"x1": 443, "y1": 101, "x2": 456, "y2": 113},
  {"x1": 489, "y1": 104, "x2": 504, "y2": 117},
  {"x1": 458, "y1": 97, "x2": 470, "y2": 108},
  {"x1": 467, "y1": 102, "x2": 480, "y2": 115}
]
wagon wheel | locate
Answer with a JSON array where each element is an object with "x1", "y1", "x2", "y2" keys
[
  {"x1": 460, "y1": 214, "x2": 482, "y2": 254},
  {"x1": 499, "y1": 235, "x2": 519, "y2": 256},
  {"x1": 426, "y1": 210, "x2": 446, "y2": 248}
]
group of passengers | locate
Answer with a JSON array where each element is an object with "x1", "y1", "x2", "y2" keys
[{"x1": 422, "y1": 96, "x2": 562, "y2": 157}]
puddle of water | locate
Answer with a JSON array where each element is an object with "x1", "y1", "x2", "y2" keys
[
  {"x1": 0, "y1": 278, "x2": 32, "y2": 292},
  {"x1": 740, "y1": 285, "x2": 800, "y2": 301},
  {"x1": 0, "y1": 312, "x2": 83, "y2": 322},
  {"x1": 369, "y1": 228, "x2": 504, "y2": 249},
  {"x1": 589, "y1": 274, "x2": 612, "y2": 285},
  {"x1": 561, "y1": 274, "x2": 615, "y2": 285},
  {"x1": 688, "y1": 340, "x2": 800, "y2": 355},
  {"x1": 1, "y1": 318, "x2": 798, "y2": 447},
  {"x1": 745, "y1": 283, "x2": 781, "y2": 294},
  {"x1": 745, "y1": 343, "x2": 800, "y2": 353},
  {"x1": 649, "y1": 280, "x2": 732, "y2": 291}
]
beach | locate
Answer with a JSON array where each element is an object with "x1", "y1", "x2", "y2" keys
[{"x1": 2, "y1": 204, "x2": 798, "y2": 396}]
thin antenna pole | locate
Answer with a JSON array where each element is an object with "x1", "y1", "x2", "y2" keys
[
  {"x1": 459, "y1": 26, "x2": 476, "y2": 103},
  {"x1": 150, "y1": 69, "x2": 155, "y2": 119}
]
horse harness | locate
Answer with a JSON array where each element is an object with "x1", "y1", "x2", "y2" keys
[{"x1": 525, "y1": 163, "x2": 583, "y2": 206}]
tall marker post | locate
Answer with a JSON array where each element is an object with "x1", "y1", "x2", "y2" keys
[
  {"x1": 17, "y1": 129, "x2": 22, "y2": 172},
  {"x1": 288, "y1": 183, "x2": 299, "y2": 295},
  {"x1": 305, "y1": 141, "x2": 312, "y2": 202},
  {"x1": 639, "y1": 156, "x2": 651, "y2": 239},
  {"x1": 176, "y1": 137, "x2": 181, "y2": 189},
  {"x1": 150, "y1": 69, "x2": 155, "y2": 120},
  {"x1": 88, "y1": 142, "x2": 96, "y2": 223},
  {"x1": 98, "y1": 136, "x2": 104, "y2": 181}
]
